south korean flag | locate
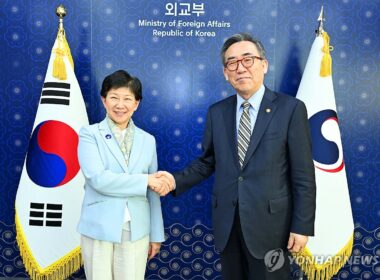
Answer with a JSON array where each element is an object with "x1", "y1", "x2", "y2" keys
[{"x1": 15, "y1": 25, "x2": 88, "y2": 280}]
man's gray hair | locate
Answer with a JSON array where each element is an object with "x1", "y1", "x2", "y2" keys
[{"x1": 220, "y1": 32, "x2": 266, "y2": 65}]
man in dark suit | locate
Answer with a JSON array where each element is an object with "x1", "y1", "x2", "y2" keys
[{"x1": 157, "y1": 32, "x2": 316, "y2": 280}]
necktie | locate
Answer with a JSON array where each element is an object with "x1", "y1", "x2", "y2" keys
[{"x1": 238, "y1": 101, "x2": 251, "y2": 167}]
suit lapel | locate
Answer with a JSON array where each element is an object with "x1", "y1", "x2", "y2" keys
[
  {"x1": 98, "y1": 119, "x2": 129, "y2": 173},
  {"x1": 242, "y1": 88, "x2": 277, "y2": 169},
  {"x1": 222, "y1": 96, "x2": 240, "y2": 169},
  {"x1": 127, "y1": 127, "x2": 144, "y2": 173}
]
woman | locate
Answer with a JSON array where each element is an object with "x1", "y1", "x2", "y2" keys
[{"x1": 77, "y1": 70, "x2": 166, "y2": 280}]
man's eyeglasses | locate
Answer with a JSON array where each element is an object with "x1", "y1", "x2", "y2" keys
[{"x1": 224, "y1": 56, "x2": 264, "y2": 71}]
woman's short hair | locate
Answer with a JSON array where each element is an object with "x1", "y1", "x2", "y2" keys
[{"x1": 100, "y1": 70, "x2": 142, "y2": 100}]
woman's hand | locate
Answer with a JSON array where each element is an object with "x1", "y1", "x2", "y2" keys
[
  {"x1": 148, "y1": 174, "x2": 171, "y2": 196},
  {"x1": 148, "y1": 242, "x2": 161, "y2": 260}
]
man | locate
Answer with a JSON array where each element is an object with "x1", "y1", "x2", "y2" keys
[{"x1": 158, "y1": 33, "x2": 316, "y2": 280}]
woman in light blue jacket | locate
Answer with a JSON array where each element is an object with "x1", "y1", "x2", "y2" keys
[{"x1": 77, "y1": 70, "x2": 167, "y2": 280}]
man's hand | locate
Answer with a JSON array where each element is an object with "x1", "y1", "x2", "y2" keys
[
  {"x1": 287, "y1": 232, "x2": 308, "y2": 253},
  {"x1": 148, "y1": 174, "x2": 170, "y2": 196},
  {"x1": 148, "y1": 242, "x2": 161, "y2": 260},
  {"x1": 155, "y1": 171, "x2": 175, "y2": 195}
]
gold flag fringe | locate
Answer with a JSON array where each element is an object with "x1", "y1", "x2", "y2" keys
[
  {"x1": 293, "y1": 234, "x2": 353, "y2": 280},
  {"x1": 53, "y1": 30, "x2": 74, "y2": 80},
  {"x1": 320, "y1": 31, "x2": 333, "y2": 77},
  {"x1": 15, "y1": 211, "x2": 83, "y2": 280}
]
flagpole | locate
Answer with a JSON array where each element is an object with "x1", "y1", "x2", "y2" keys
[
  {"x1": 52, "y1": 4, "x2": 74, "y2": 80},
  {"x1": 56, "y1": 4, "x2": 66, "y2": 36},
  {"x1": 297, "y1": 6, "x2": 324, "y2": 280},
  {"x1": 316, "y1": 5, "x2": 325, "y2": 36}
]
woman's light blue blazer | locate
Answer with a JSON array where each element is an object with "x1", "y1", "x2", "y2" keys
[{"x1": 77, "y1": 118, "x2": 165, "y2": 243}]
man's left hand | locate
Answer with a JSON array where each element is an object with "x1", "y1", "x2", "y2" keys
[{"x1": 287, "y1": 232, "x2": 308, "y2": 253}]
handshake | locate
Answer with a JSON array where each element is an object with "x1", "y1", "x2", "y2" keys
[{"x1": 148, "y1": 171, "x2": 175, "y2": 196}]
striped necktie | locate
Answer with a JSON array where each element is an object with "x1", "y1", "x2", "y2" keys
[{"x1": 238, "y1": 101, "x2": 251, "y2": 167}]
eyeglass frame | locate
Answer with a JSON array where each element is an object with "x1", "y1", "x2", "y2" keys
[{"x1": 224, "y1": 55, "x2": 264, "y2": 71}]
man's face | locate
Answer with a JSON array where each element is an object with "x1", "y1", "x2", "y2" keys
[{"x1": 223, "y1": 41, "x2": 268, "y2": 99}]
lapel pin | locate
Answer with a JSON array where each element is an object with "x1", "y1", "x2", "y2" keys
[
  {"x1": 105, "y1": 134, "x2": 112, "y2": 139},
  {"x1": 266, "y1": 108, "x2": 271, "y2": 113}
]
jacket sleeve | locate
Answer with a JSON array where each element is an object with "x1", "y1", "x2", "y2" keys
[
  {"x1": 173, "y1": 108, "x2": 215, "y2": 196},
  {"x1": 78, "y1": 126, "x2": 148, "y2": 198},
  {"x1": 288, "y1": 100, "x2": 316, "y2": 236},
  {"x1": 147, "y1": 140, "x2": 165, "y2": 242}
]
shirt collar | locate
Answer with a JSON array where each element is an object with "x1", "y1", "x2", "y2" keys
[
  {"x1": 236, "y1": 85, "x2": 265, "y2": 112},
  {"x1": 106, "y1": 115, "x2": 133, "y2": 134}
]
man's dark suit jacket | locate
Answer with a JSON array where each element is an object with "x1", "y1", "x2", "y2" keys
[{"x1": 174, "y1": 87, "x2": 316, "y2": 259}]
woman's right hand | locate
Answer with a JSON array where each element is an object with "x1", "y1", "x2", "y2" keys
[{"x1": 148, "y1": 174, "x2": 171, "y2": 196}]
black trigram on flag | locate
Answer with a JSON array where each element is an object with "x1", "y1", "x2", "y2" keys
[
  {"x1": 29, "y1": 202, "x2": 63, "y2": 227},
  {"x1": 40, "y1": 82, "x2": 70, "y2": 106}
]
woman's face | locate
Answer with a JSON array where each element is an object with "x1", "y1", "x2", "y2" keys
[{"x1": 102, "y1": 87, "x2": 140, "y2": 129}]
